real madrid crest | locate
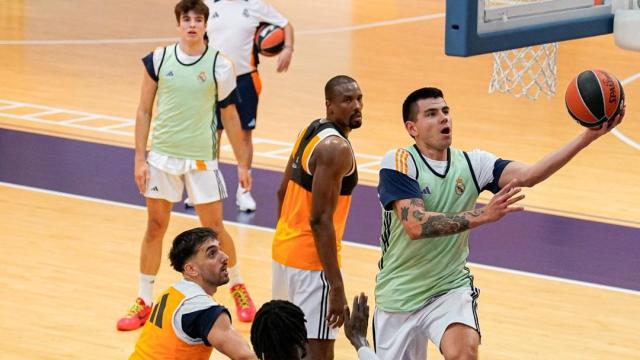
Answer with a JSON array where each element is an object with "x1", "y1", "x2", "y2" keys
[
  {"x1": 198, "y1": 71, "x2": 207, "y2": 83},
  {"x1": 455, "y1": 176, "x2": 465, "y2": 195}
]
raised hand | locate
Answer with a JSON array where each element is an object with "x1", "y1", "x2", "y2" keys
[
  {"x1": 344, "y1": 292, "x2": 370, "y2": 350},
  {"x1": 480, "y1": 179, "x2": 525, "y2": 224},
  {"x1": 586, "y1": 105, "x2": 626, "y2": 140}
]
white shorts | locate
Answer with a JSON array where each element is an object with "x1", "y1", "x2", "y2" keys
[
  {"x1": 373, "y1": 287, "x2": 480, "y2": 360},
  {"x1": 144, "y1": 163, "x2": 228, "y2": 204},
  {"x1": 272, "y1": 261, "x2": 338, "y2": 340}
]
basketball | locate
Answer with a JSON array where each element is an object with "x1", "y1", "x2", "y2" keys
[
  {"x1": 565, "y1": 69, "x2": 625, "y2": 128},
  {"x1": 254, "y1": 23, "x2": 285, "y2": 57}
]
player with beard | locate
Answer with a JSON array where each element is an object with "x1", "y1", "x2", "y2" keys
[
  {"x1": 271, "y1": 75, "x2": 363, "y2": 360},
  {"x1": 129, "y1": 227, "x2": 257, "y2": 360}
]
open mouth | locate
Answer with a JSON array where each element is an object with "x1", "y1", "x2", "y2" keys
[{"x1": 441, "y1": 127, "x2": 450, "y2": 135}]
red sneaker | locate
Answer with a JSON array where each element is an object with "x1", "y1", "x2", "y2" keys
[
  {"x1": 230, "y1": 284, "x2": 256, "y2": 322},
  {"x1": 117, "y1": 297, "x2": 152, "y2": 331}
]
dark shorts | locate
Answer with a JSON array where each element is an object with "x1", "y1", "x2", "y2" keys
[{"x1": 217, "y1": 71, "x2": 261, "y2": 130}]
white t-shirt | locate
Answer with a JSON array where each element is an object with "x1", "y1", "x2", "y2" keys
[{"x1": 205, "y1": 0, "x2": 288, "y2": 75}]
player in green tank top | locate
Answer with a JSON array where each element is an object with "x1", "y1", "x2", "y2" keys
[
  {"x1": 150, "y1": 41, "x2": 221, "y2": 160},
  {"x1": 117, "y1": 0, "x2": 258, "y2": 332},
  {"x1": 373, "y1": 87, "x2": 625, "y2": 359}
]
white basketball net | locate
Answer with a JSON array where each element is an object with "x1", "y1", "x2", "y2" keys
[{"x1": 486, "y1": 0, "x2": 558, "y2": 100}]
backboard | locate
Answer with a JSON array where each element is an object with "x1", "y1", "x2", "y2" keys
[{"x1": 445, "y1": 0, "x2": 620, "y2": 56}]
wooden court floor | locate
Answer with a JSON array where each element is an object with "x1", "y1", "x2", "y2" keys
[
  {"x1": 2, "y1": 184, "x2": 639, "y2": 360},
  {"x1": 1, "y1": 1, "x2": 639, "y2": 359}
]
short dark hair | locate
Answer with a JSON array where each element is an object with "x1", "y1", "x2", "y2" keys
[
  {"x1": 402, "y1": 87, "x2": 444, "y2": 122},
  {"x1": 174, "y1": 0, "x2": 209, "y2": 23},
  {"x1": 251, "y1": 300, "x2": 308, "y2": 360},
  {"x1": 169, "y1": 227, "x2": 217, "y2": 272},
  {"x1": 324, "y1": 75, "x2": 357, "y2": 100}
]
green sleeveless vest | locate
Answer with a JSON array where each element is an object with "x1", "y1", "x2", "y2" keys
[
  {"x1": 375, "y1": 146, "x2": 479, "y2": 312},
  {"x1": 151, "y1": 44, "x2": 219, "y2": 160}
]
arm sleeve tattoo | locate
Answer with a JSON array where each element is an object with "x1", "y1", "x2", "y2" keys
[{"x1": 400, "y1": 197, "x2": 483, "y2": 238}]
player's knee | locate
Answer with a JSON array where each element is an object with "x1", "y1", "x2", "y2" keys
[
  {"x1": 145, "y1": 217, "x2": 169, "y2": 238},
  {"x1": 443, "y1": 343, "x2": 478, "y2": 360},
  {"x1": 241, "y1": 129, "x2": 252, "y2": 143},
  {"x1": 441, "y1": 324, "x2": 479, "y2": 360}
]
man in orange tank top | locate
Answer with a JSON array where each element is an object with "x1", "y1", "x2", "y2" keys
[
  {"x1": 272, "y1": 75, "x2": 363, "y2": 359},
  {"x1": 130, "y1": 227, "x2": 257, "y2": 360}
]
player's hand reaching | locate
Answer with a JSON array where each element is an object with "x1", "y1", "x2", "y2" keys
[
  {"x1": 586, "y1": 105, "x2": 626, "y2": 140},
  {"x1": 344, "y1": 292, "x2": 370, "y2": 350},
  {"x1": 327, "y1": 285, "x2": 347, "y2": 329},
  {"x1": 479, "y1": 179, "x2": 525, "y2": 224},
  {"x1": 276, "y1": 47, "x2": 292, "y2": 72},
  {"x1": 134, "y1": 158, "x2": 149, "y2": 194}
]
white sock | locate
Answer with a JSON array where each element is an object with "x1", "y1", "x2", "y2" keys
[
  {"x1": 228, "y1": 264, "x2": 243, "y2": 287},
  {"x1": 138, "y1": 273, "x2": 156, "y2": 305}
]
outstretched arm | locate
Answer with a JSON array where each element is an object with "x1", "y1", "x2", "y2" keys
[
  {"x1": 207, "y1": 313, "x2": 258, "y2": 360},
  {"x1": 395, "y1": 179, "x2": 524, "y2": 240},
  {"x1": 499, "y1": 112, "x2": 625, "y2": 188},
  {"x1": 309, "y1": 137, "x2": 352, "y2": 328}
]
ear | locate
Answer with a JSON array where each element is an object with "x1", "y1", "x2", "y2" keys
[
  {"x1": 325, "y1": 99, "x2": 332, "y2": 116},
  {"x1": 183, "y1": 262, "x2": 199, "y2": 277},
  {"x1": 405, "y1": 120, "x2": 418, "y2": 138}
]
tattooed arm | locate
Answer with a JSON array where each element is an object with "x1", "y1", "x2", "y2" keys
[{"x1": 394, "y1": 179, "x2": 526, "y2": 240}]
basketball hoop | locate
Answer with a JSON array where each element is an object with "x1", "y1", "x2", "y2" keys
[
  {"x1": 485, "y1": 0, "x2": 558, "y2": 100},
  {"x1": 489, "y1": 43, "x2": 558, "y2": 100}
]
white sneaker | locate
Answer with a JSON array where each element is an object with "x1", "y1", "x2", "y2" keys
[
  {"x1": 184, "y1": 198, "x2": 194, "y2": 208},
  {"x1": 236, "y1": 187, "x2": 256, "y2": 212}
]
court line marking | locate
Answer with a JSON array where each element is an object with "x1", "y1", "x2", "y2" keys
[
  {"x1": 1, "y1": 7, "x2": 637, "y2": 149},
  {"x1": 1, "y1": 97, "x2": 639, "y2": 227},
  {"x1": 1, "y1": 180, "x2": 638, "y2": 297},
  {"x1": 0, "y1": 99, "x2": 381, "y2": 174},
  {"x1": 612, "y1": 74, "x2": 640, "y2": 150},
  {"x1": 0, "y1": 13, "x2": 446, "y2": 45}
]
